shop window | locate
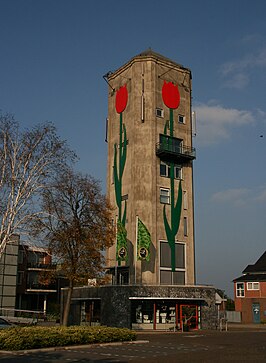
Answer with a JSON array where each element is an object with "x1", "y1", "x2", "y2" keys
[
  {"x1": 236, "y1": 283, "x2": 245, "y2": 297},
  {"x1": 131, "y1": 300, "x2": 154, "y2": 324}
]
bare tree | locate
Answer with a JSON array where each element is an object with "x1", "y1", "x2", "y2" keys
[
  {"x1": 35, "y1": 169, "x2": 115, "y2": 326},
  {"x1": 0, "y1": 113, "x2": 75, "y2": 255}
]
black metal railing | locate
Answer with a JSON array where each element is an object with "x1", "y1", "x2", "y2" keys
[
  {"x1": 27, "y1": 262, "x2": 56, "y2": 270},
  {"x1": 156, "y1": 139, "x2": 196, "y2": 162}
]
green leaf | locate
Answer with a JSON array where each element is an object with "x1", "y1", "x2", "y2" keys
[
  {"x1": 164, "y1": 120, "x2": 169, "y2": 135},
  {"x1": 163, "y1": 205, "x2": 173, "y2": 247},
  {"x1": 113, "y1": 144, "x2": 121, "y2": 210},
  {"x1": 173, "y1": 181, "x2": 182, "y2": 236},
  {"x1": 121, "y1": 123, "x2": 127, "y2": 176},
  {"x1": 122, "y1": 200, "x2": 127, "y2": 227}
]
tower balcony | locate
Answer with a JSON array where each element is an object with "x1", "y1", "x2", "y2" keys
[{"x1": 156, "y1": 134, "x2": 196, "y2": 163}]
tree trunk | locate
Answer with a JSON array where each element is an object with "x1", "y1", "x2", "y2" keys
[{"x1": 62, "y1": 279, "x2": 73, "y2": 326}]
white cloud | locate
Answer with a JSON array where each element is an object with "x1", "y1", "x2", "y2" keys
[
  {"x1": 194, "y1": 103, "x2": 254, "y2": 146},
  {"x1": 211, "y1": 185, "x2": 266, "y2": 206},
  {"x1": 220, "y1": 47, "x2": 266, "y2": 89},
  {"x1": 254, "y1": 186, "x2": 266, "y2": 203},
  {"x1": 211, "y1": 188, "x2": 249, "y2": 206}
]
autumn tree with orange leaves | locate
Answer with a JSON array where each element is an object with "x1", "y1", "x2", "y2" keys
[{"x1": 36, "y1": 169, "x2": 115, "y2": 326}]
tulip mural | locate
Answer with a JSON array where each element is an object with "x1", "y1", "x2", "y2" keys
[
  {"x1": 162, "y1": 81, "x2": 183, "y2": 272},
  {"x1": 114, "y1": 85, "x2": 128, "y2": 263}
]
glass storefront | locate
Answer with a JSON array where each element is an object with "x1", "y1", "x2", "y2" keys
[
  {"x1": 80, "y1": 300, "x2": 101, "y2": 326},
  {"x1": 131, "y1": 299, "x2": 199, "y2": 330}
]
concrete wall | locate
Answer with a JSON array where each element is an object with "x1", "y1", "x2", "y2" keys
[{"x1": 106, "y1": 52, "x2": 195, "y2": 286}]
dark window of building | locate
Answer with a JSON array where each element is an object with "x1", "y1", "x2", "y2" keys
[
  {"x1": 178, "y1": 115, "x2": 185, "y2": 124},
  {"x1": 160, "y1": 241, "x2": 185, "y2": 285},
  {"x1": 156, "y1": 108, "x2": 164, "y2": 118},
  {"x1": 184, "y1": 217, "x2": 188, "y2": 236}
]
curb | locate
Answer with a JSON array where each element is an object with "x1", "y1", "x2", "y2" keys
[{"x1": 0, "y1": 340, "x2": 149, "y2": 355}]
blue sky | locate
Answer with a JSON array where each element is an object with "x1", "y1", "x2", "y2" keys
[{"x1": 1, "y1": 0, "x2": 266, "y2": 297}]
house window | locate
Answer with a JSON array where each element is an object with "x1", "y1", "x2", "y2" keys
[
  {"x1": 236, "y1": 283, "x2": 245, "y2": 297},
  {"x1": 178, "y1": 115, "x2": 185, "y2": 124},
  {"x1": 184, "y1": 217, "x2": 188, "y2": 236},
  {"x1": 160, "y1": 188, "x2": 170, "y2": 204},
  {"x1": 160, "y1": 161, "x2": 182, "y2": 179},
  {"x1": 160, "y1": 241, "x2": 185, "y2": 285},
  {"x1": 247, "y1": 282, "x2": 260, "y2": 290},
  {"x1": 156, "y1": 108, "x2": 164, "y2": 118}
]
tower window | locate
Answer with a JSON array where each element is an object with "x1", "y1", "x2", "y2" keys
[
  {"x1": 184, "y1": 217, "x2": 188, "y2": 236},
  {"x1": 160, "y1": 161, "x2": 182, "y2": 179},
  {"x1": 156, "y1": 108, "x2": 164, "y2": 118},
  {"x1": 160, "y1": 188, "x2": 170, "y2": 204},
  {"x1": 178, "y1": 115, "x2": 185, "y2": 124},
  {"x1": 159, "y1": 241, "x2": 185, "y2": 285},
  {"x1": 183, "y1": 190, "x2": 188, "y2": 210}
]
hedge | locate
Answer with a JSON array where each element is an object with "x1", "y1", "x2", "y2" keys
[{"x1": 0, "y1": 325, "x2": 136, "y2": 351}]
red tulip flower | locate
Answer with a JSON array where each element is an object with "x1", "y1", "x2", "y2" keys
[
  {"x1": 162, "y1": 81, "x2": 180, "y2": 109},
  {"x1": 115, "y1": 85, "x2": 128, "y2": 114}
]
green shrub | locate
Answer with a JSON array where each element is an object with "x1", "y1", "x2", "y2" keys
[{"x1": 0, "y1": 326, "x2": 136, "y2": 351}]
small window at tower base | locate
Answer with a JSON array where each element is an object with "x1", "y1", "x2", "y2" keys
[{"x1": 156, "y1": 108, "x2": 164, "y2": 118}]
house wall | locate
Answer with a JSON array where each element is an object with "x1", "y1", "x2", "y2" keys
[{"x1": 234, "y1": 281, "x2": 266, "y2": 323}]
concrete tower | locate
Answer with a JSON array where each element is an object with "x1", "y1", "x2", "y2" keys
[
  {"x1": 106, "y1": 50, "x2": 196, "y2": 286},
  {"x1": 66, "y1": 51, "x2": 218, "y2": 331}
]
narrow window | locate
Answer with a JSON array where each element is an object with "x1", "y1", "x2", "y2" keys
[
  {"x1": 174, "y1": 165, "x2": 182, "y2": 179},
  {"x1": 178, "y1": 115, "x2": 185, "y2": 124},
  {"x1": 236, "y1": 283, "x2": 245, "y2": 297},
  {"x1": 160, "y1": 162, "x2": 168, "y2": 177},
  {"x1": 183, "y1": 190, "x2": 188, "y2": 210},
  {"x1": 184, "y1": 217, "x2": 188, "y2": 236}
]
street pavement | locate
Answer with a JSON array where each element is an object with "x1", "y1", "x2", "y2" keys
[{"x1": 0, "y1": 327, "x2": 266, "y2": 362}]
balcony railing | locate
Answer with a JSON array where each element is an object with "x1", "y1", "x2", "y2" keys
[
  {"x1": 156, "y1": 136, "x2": 196, "y2": 162},
  {"x1": 27, "y1": 262, "x2": 56, "y2": 270},
  {"x1": 26, "y1": 283, "x2": 57, "y2": 292}
]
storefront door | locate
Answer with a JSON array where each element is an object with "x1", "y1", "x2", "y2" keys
[{"x1": 180, "y1": 305, "x2": 198, "y2": 330}]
